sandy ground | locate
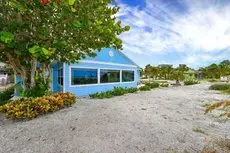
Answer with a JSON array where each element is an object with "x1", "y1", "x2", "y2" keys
[{"x1": 0, "y1": 83, "x2": 230, "y2": 153}]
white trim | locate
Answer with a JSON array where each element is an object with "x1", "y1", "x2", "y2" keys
[
  {"x1": 120, "y1": 70, "x2": 122, "y2": 83},
  {"x1": 69, "y1": 66, "x2": 136, "y2": 87},
  {"x1": 63, "y1": 63, "x2": 66, "y2": 93},
  {"x1": 80, "y1": 60, "x2": 137, "y2": 68},
  {"x1": 98, "y1": 68, "x2": 100, "y2": 84}
]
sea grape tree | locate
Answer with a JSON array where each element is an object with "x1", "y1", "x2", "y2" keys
[{"x1": 0, "y1": 0, "x2": 130, "y2": 91}]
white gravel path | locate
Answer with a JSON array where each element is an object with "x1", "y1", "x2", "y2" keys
[{"x1": 0, "y1": 83, "x2": 230, "y2": 153}]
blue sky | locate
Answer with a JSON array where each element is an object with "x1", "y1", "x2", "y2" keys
[{"x1": 115, "y1": 0, "x2": 230, "y2": 69}]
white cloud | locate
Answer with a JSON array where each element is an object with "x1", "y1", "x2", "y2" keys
[{"x1": 116, "y1": 0, "x2": 230, "y2": 67}]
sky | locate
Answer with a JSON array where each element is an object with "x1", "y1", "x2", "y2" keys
[{"x1": 114, "y1": 0, "x2": 230, "y2": 69}]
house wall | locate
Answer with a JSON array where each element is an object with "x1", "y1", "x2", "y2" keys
[
  {"x1": 85, "y1": 48, "x2": 134, "y2": 65},
  {"x1": 63, "y1": 62, "x2": 139, "y2": 96},
  {"x1": 52, "y1": 63, "x2": 63, "y2": 92},
  {"x1": 55, "y1": 48, "x2": 140, "y2": 96}
]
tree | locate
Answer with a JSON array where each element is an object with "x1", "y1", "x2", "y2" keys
[
  {"x1": 171, "y1": 67, "x2": 185, "y2": 84},
  {"x1": 0, "y1": 0, "x2": 130, "y2": 91},
  {"x1": 144, "y1": 64, "x2": 152, "y2": 81},
  {"x1": 220, "y1": 60, "x2": 230, "y2": 66}
]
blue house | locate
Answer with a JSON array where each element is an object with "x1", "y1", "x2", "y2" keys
[{"x1": 51, "y1": 48, "x2": 140, "y2": 96}]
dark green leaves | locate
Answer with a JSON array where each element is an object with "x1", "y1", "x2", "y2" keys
[
  {"x1": 0, "y1": 32, "x2": 14, "y2": 44},
  {"x1": 72, "y1": 21, "x2": 83, "y2": 28},
  {"x1": 29, "y1": 45, "x2": 52, "y2": 60},
  {"x1": 9, "y1": 0, "x2": 27, "y2": 13}
]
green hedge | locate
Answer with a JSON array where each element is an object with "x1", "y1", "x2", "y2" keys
[
  {"x1": 184, "y1": 80, "x2": 200, "y2": 86},
  {"x1": 139, "y1": 85, "x2": 151, "y2": 91},
  {"x1": 145, "y1": 82, "x2": 159, "y2": 88},
  {"x1": 89, "y1": 87, "x2": 139, "y2": 99}
]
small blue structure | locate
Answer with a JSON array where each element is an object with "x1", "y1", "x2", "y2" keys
[{"x1": 51, "y1": 48, "x2": 140, "y2": 96}]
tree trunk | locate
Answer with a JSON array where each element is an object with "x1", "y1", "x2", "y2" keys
[{"x1": 30, "y1": 58, "x2": 37, "y2": 89}]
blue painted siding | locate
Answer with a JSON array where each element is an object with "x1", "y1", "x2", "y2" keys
[
  {"x1": 52, "y1": 63, "x2": 63, "y2": 92},
  {"x1": 63, "y1": 63, "x2": 138, "y2": 96},
  {"x1": 51, "y1": 48, "x2": 140, "y2": 96},
  {"x1": 85, "y1": 48, "x2": 134, "y2": 65}
]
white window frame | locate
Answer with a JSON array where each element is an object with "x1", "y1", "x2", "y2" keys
[
  {"x1": 121, "y1": 70, "x2": 135, "y2": 83},
  {"x1": 100, "y1": 69, "x2": 121, "y2": 84},
  {"x1": 69, "y1": 66, "x2": 136, "y2": 87},
  {"x1": 57, "y1": 67, "x2": 64, "y2": 87}
]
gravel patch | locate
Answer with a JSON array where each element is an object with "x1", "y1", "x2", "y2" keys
[{"x1": 0, "y1": 83, "x2": 229, "y2": 153}]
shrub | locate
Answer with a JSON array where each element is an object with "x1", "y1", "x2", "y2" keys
[
  {"x1": 205, "y1": 101, "x2": 230, "y2": 116},
  {"x1": 54, "y1": 92, "x2": 77, "y2": 106},
  {"x1": 184, "y1": 80, "x2": 200, "y2": 86},
  {"x1": 89, "y1": 91, "x2": 114, "y2": 99},
  {"x1": 139, "y1": 85, "x2": 151, "y2": 91},
  {"x1": 0, "y1": 86, "x2": 14, "y2": 105},
  {"x1": 160, "y1": 83, "x2": 169, "y2": 87},
  {"x1": 0, "y1": 92, "x2": 76, "y2": 120},
  {"x1": 21, "y1": 76, "x2": 49, "y2": 98},
  {"x1": 113, "y1": 87, "x2": 126, "y2": 96},
  {"x1": 89, "y1": 87, "x2": 139, "y2": 99},
  {"x1": 208, "y1": 79, "x2": 219, "y2": 82},
  {"x1": 209, "y1": 84, "x2": 230, "y2": 90},
  {"x1": 145, "y1": 82, "x2": 159, "y2": 88},
  {"x1": 126, "y1": 87, "x2": 138, "y2": 93}
]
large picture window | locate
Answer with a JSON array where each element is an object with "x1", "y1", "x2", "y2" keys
[
  {"x1": 71, "y1": 68, "x2": 98, "y2": 85},
  {"x1": 122, "y1": 70, "x2": 134, "y2": 82},
  {"x1": 100, "y1": 69, "x2": 120, "y2": 83}
]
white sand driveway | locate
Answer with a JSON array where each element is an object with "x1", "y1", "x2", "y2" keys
[{"x1": 0, "y1": 83, "x2": 229, "y2": 153}]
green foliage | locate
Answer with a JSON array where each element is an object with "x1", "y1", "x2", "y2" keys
[
  {"x1": 21, "y1": 76, "x2": 49, "y2": 98},
  {"x1": 0, "y1": 31, "x2": 14, "y2": 44},
  {"x1": 0, "y1": 0, "x2": 129, "y2": 91},
  {"x1": 0, "y1": 92, "x2": 77, "y2": 120},
  {"x1": 145, "y1": 82, "x2": 159, "y2": 88},
  {"x1": 184, "y1": 80, "x2": 200, "y2": 86},
  {"x1": 113, "y1": 87, "x2": 126, "y2": 96},
  {"x1": 208, "y1": 79, "x2": 219, "y2": 82},
  {"x1": 160, "y1": 83, "x2": 169, "y2": 87},
  {"x1": 209, "y1": 84, "x2": 230, "y2": 91},
  {"x1": 89, "y1": 91, "x2": 114, "y2": 99},
  {"x1": 126, "y1": 87, "x2": 138, "y2": 93},
  {"x1": 192, "y1": 128, "x2": 206, "y2": 134},
  {"x1": 89, "y1": 87, "x2": 139, "y2": 99},
  {"x1": 200, "y1": 60, "x2": 230, "y2": 79},
  {"x1": 0, "y1": 86, "x2": 14, "y2": 105},
  {"x1": 139, "y1": 85, "x2": 151, "y2": 91}
]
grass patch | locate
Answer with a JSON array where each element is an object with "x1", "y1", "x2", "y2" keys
[
  {"x1": 205, "y1": 101, "x2": 230, "y2": 118},
  {"x1": 192, "y1": 127, "x2": 207, "y2": 135},
  {"x1": 207, "y1": 79, "x2": 219, "y2": 83},
  {"x1": 209, "y1": 84, "x2": 230, "y2": 91}
]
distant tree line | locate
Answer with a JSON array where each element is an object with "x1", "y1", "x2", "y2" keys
[
  {"x1": 199, "y1": 60, "x2": 230, "y2": 79},
  {"x1": 142, "y1": 60, "x2": 230, "y2": 81},
  {"x1": 142, "y1": 64, "x2": 190, "y2": 82}
]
